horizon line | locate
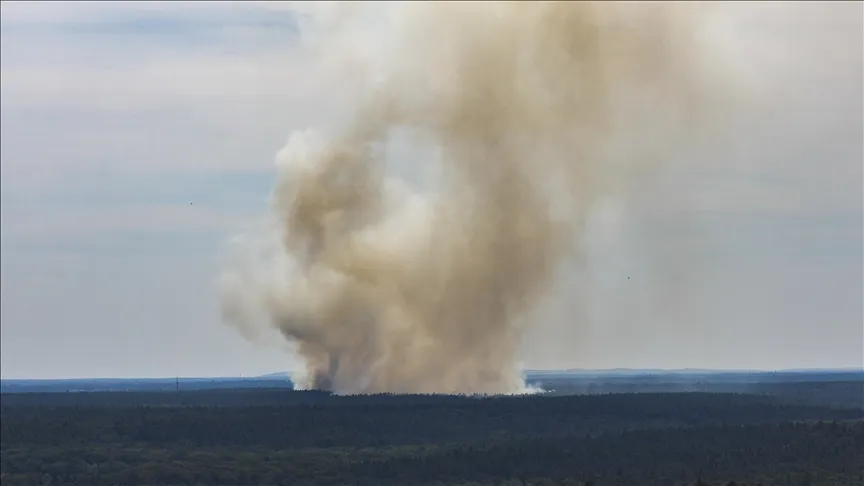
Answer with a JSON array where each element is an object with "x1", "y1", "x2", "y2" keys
[{"x1": 3, "y1": 366, "x2": 863, "y2": 382}]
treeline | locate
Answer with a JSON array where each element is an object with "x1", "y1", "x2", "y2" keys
[
  {"x1": 530, "y1": 380, "x2": 864, "y2": 409},
  {"x1": 2, "y1": 391, "x2": 863, "y2": 485},
  {"x1": 3, "y1": 393, "x2": 862, "y2": 450},
  {"x1": 1, "y1": 422, "x2": 862, "y2": 485},
  {"x1": 3, "y1": 381, "x2": 861, "y2": 410}
]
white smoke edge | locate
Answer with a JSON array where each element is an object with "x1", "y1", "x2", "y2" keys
[{"x1": 220, "y1": 127, "x2": 441, "y2": 390}]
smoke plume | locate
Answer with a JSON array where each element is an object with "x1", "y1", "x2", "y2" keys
[{"x1": 219, "y1": 2, "x2": 729, "y2": 394}]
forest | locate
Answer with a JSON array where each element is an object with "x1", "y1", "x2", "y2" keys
[{"x1": 2, "y1": 385, "x2": 863, "y2": 486}]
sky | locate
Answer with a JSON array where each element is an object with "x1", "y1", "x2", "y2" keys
[{"x1": 1, "y1": 1, "x2": 861, "y2": 379}]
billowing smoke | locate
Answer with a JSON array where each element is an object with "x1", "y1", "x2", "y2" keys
[{"x1": 219, "y1": 2, "x2": 730, "y2": 394}]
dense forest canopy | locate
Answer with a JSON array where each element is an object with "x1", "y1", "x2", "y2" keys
[{"x1": 2, "y1": 384, "x2": 862, "y2": 485}]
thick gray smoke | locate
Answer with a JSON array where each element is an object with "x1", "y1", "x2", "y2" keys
[{"x1": 219, "y1": 2, "x2": 730, "y2": 394}]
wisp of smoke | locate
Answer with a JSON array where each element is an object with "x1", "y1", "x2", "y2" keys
[{"x1": 219, "y1": 1, "x2": 730, "y2": 395}]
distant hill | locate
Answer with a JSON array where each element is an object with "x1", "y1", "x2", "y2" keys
[
  {"x1": 524, "y1": 367, "x2": 863, "y2": 376},
  {"x1": 257, "y1": 371, "x2": 293, "y2": 379},
  {"x1": 524, "y1": 368, "x2": 864, "y2": 382},
  {"x1": 0, "y1": 376, "x2": 294, "y2": 394}
]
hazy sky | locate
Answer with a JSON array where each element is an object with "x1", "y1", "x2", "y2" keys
[{"x1": 1, "y1": 1, "x2": 861, "y2": 379}]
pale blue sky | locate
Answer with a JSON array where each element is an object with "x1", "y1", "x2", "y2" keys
[{"x1": 1, "y1": 1, "x2": 861, "y2": 378}]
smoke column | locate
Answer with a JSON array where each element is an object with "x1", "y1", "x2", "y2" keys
[{"x1": 219, "y1": 1, "x2": 729, "y2": 394}]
